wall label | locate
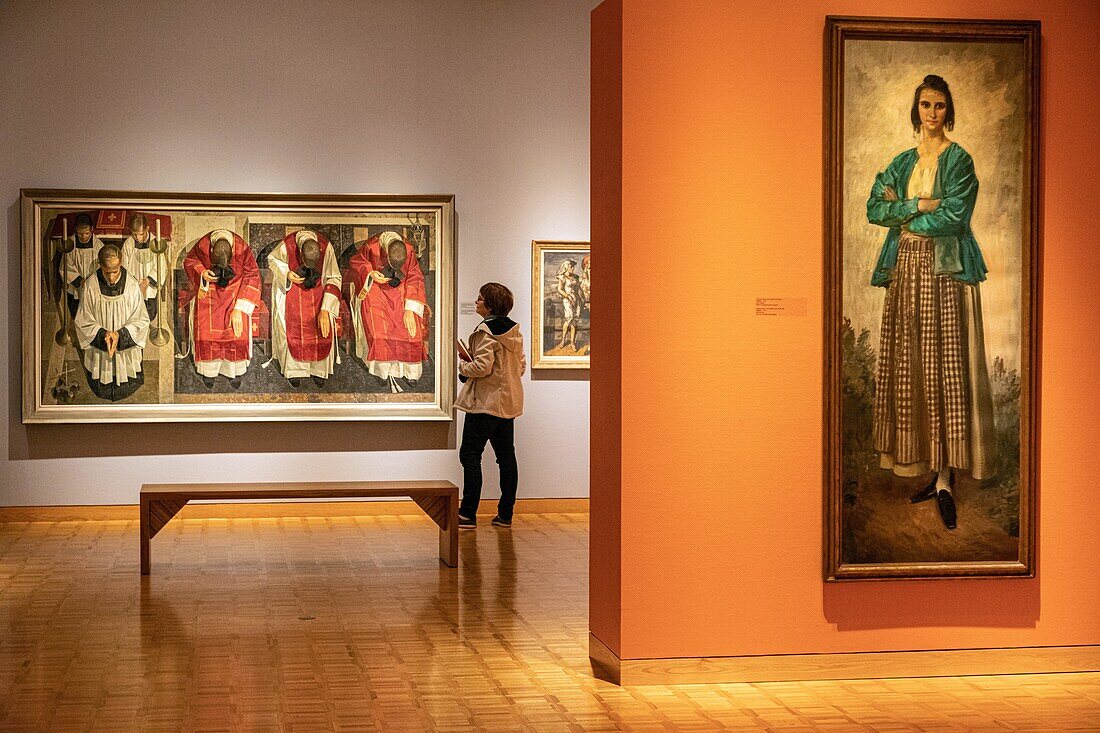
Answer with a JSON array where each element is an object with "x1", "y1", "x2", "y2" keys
[{"x1": 755, "y1": 297, "x2": 807, "y2": 316}]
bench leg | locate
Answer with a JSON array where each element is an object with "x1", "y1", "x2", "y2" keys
[
  {"x1": 140, "y1": 498, "x2": 150, "y2": 575},
  {"x1": 413, "y1": 493, "x2": 458, "y2": 567},
  {"x1": 139, "y1": 495, "x2": 189, "y2": 575},
  {"x1": 440, "y1": 492, "x2": 458, "y2": 568}
]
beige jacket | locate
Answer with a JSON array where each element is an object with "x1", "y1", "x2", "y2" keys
[{"x1": 456, "y1": 317, "x2": 525, "y2": 418}]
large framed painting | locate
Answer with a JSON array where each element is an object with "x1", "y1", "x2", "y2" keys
[
  {"x1": 531, "y1": 240, "x2": 590, "y2": 369},
  {"x1": 823, "y1": 18, "x2": 1040, "y2": 579},
  {"x1": 21, "y1": 189, "x2": 455, "y2": 422}
]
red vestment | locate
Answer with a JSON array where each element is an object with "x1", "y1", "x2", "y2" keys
[
  {"x1": 182, "y1": 232, "x2": 261, "y2": 363},
  {"x1": 349, "y1": 235, "x2": 428, "y2": 366},
  {"x1": 280, "y1": 232, "x2": 342, "y2": 362}
]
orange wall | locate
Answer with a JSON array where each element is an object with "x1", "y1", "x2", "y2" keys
[
  {"x1": 592, "y1": 0, "x2": 1100, "y2": 660},
  {"x1": 590, "y1": 0, "x2": 623, "y2": 655}
]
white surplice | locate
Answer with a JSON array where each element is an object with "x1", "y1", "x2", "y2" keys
[
  {"x1": 59, "y1": 235, "x2": 105, "y2": 297},
  {"x1": 74, "y1": 269, "x2": 150, "y2": 386}
]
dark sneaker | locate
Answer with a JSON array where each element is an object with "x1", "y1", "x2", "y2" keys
[
  {"x1": 491, "y1": 516, "x2": 511, "y2": 528},
  {"x1": 458, "y1": 514, "x2": 476, "y2": 530}
]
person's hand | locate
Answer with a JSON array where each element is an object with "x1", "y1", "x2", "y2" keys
[
  {"x1": 883, "y1": 186, "x2": 899, "y2": 202},
  {"x1": 918, "y1": 198, "x2": 941, "y2": 213},
  {"x1": 404, "y1": 310, "x2": 418, "y2": 339},
  {"x1": 288, "y1": 271, "x2": 305, "y2": 284},
  {"x1": 318, "y1": 309, "x2": 331, "y2": 338},
  {"x1": 198, "y1": 269, "x2": 217, "y2": 299},
  {"x1": 105, "y1": 331, "x2": 119, "y2": 358},
  {"x1": 230, "y1": 309, "x2": 244, "y2": 338},
  {"x1": 139, "y1": 277, "x2": 150, "y2": 291},
  {"x1": 369, "y1": 270, "x2": 388, "y2": 283}
]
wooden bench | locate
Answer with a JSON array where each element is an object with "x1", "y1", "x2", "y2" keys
[{"x1": 139, "y1": 481, "x2": 458, "y2": 574}]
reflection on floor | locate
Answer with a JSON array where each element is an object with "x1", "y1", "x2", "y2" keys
[{"x1": 0, "y1": 512, "x2": 1097, "y2": 731}]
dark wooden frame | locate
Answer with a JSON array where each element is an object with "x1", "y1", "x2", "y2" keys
[{"x1": 823, "y1": 16, "x2": 1041, "y2": 580}]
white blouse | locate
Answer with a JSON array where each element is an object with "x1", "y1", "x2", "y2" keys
[{"x1": 908, "y1": 158, "x2": 938, "y2": 199}]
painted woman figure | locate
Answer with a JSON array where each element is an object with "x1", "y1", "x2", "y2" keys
[
  {"x1": 579, "y1": 255, "x2": 591, "y2": 313},
  {"x1": 866, "y1": 74, "x2": 995, "y2": 530},
  {"x1": 555, "y1": 258, "x2": 581, "y2": 350}
]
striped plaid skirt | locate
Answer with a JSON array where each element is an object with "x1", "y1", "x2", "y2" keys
[{"x1": 872, "y1": 232, "x2": 995, "y2": 479}]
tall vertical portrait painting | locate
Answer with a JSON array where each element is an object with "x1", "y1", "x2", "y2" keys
[
  {"x1": 531, "y1": 240, "x2": 590, "y2": 369},
  {"x1": 824, "y1": 18, "x2": 1040, "y2": 579},
  {"x1": 21, "y1": 190, "x2": 455, "y2": 422}
]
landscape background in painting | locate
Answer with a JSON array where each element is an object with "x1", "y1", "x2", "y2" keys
[{"x1": 840, "y1": 39, "x2": 1026, "y2": 564}]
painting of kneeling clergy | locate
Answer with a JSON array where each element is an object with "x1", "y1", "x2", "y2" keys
[
  {"x1": 349, "y1": 231, "x2": 429, "y2": 391},
  {"x1": 267, "y1": 230, "x2": 343, "y2": 388},
  {"x1": 58, "y1": 213, "x2": 104, "y2": 320},
  {"x1": 181, "y1": 229, "x2": 262, "y2": 389},
  {"x1": 74, "y1": 244, "x2": 150, "y2": 401},
  {"x1": 23, "y1": 191, "x2": 456, "y2": 422}
]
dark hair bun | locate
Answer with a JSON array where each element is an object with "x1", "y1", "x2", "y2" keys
[{"x1": 924, "y1": 74, "x2": 946, "y2": 85}]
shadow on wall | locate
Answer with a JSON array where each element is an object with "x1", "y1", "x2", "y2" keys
[
  {"x1": 14, "y1": 421, "x2": 455, "y2": 460},
  {"x1": 531, "y1": 369, "x2": 590, "y2": 382},
  {"x1": 5, "y1": 199, "x2": 455, "y2": 461},
  {"x1": 825, "y1": 319, "x2": 1039, "y2": 631},
  {"x1": 823, "y1": 578, "x2": 1040, "y2": 631}
]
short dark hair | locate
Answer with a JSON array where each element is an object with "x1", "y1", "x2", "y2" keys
[
  {"x1": 387, "y1": 240, "x2": 407, "y2": 267},
  {"x1": 911, "y1": 74, "x2": 955, "y2": 133},
  {"x1": 98, "y1": 243, "x2": 122, "y2": 267},
  {"x1": 479, "y1": 282, "x2": 514, "y2": 316},
  {"x1": 74, "y1": 213, "x2": 93, "y2": 229},
  {"x1": 128, "y1": 212, "x2": 147, "y2": 230}
]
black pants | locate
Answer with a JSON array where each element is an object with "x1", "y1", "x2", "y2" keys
[{"x1": 459, "y1": 412, "x2": 518, "y2": 521}]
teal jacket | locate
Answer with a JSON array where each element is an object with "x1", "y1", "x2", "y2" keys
[{"x1": 866, "y1": 142, "x2": 988, "y2": 287}]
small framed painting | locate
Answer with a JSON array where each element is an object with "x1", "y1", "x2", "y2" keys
[{"x1": 531, "y1": 240, "x2": 589, "y2": 369}]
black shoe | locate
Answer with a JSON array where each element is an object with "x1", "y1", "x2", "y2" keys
[
  {"x1": 910, "y1": 479, "x2": 937, "y2": 503},
  {"x1": 288, "y1": 377, "x2": 302, "y2": 388},
  {"x1": 311, "y1": 375, "x2": 326, "y2": 387},
  {"x1": 229, "y1": 377, "x2": 243, "y2": 390},
  {"x1": 405, "y1": 378, "x2": 418, "y2": 388},
  {"x1": 491, "y1": 516, "x2": 511, "y2": 528},
  {"x1": 458, "y1": 514, "x2": 476, "y2": 530},
  {"x1": 936, "y1": 490, "x2": 957, "y2": 530},
  {"x1": 200, "y1": 376, "x2": 215, "y2": 389}
]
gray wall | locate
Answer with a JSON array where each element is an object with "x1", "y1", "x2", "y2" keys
[{"x1": 0, "y1": 0, "x2": 591, "y2": 505}]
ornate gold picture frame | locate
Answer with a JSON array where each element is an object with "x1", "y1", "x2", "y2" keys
[
  {"x1": 22, "y1": 189, "x2": 455, "y2": 422},
  {"x1": 531, "y1": 240, "x2": 590, "y2": 370}
]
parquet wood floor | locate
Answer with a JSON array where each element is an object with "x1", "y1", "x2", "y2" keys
[{"x1": 1, "y1": 512, "x2": 1098, "y2": 731}]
